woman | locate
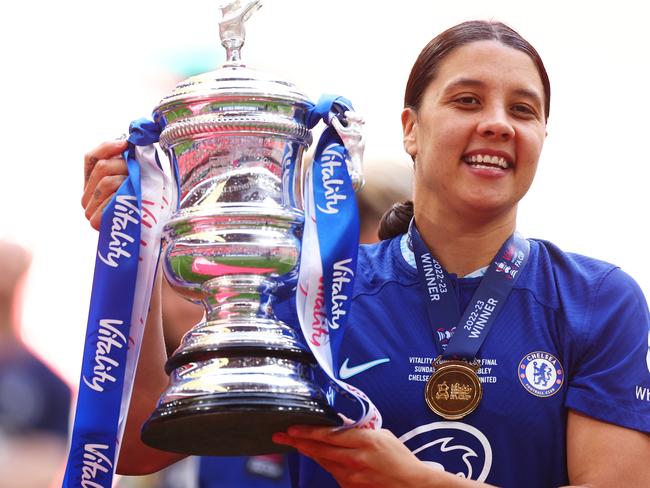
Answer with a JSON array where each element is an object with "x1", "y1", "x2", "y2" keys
[{"x1": 83, "y1": 21, "x2": 650, "y2": 487}]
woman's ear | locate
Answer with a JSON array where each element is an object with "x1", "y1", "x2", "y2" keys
[{"x1": 401, "y1": 107, "x2": 418, "y2": 158}]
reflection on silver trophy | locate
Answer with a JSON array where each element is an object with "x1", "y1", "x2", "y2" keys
[{"x1": 140, "y1": 0, "x2": 364, "y2": 455}]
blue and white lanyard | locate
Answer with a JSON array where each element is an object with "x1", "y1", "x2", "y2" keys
[
  {"x1": 409, "y1": 220, "x2": 530, "y2": 359},
  {"x1": 63, "y1": 120, "x2": 172, "y2": 488},
  {"x1": 297, "y1": 94, "x2": 381, "y2": 429}
]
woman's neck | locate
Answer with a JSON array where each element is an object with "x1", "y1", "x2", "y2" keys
[{"x1": 414, "y1": 207, "x2": 517, "y2": 277}]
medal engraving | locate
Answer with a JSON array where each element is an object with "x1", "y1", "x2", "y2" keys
[{"x1": 425, "y1": 358, "x2": 482, "y2": 420}]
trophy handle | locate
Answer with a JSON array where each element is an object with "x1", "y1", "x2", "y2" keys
[
  {"x1": 219, "y1": 0, "x2": 263, "y2": 65},
  {"x1": 331, "y1": 111, "x2": 366, "y2": 192}
]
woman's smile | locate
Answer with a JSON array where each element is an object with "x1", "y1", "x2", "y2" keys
[{"x1": 462, "y1": 149, "x2": 514, "y2": 178}]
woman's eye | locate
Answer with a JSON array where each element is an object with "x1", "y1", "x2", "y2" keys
[
  {"x1": 455, "y1": 96, "x2": 480, "y2": 105},
  {"x1": 512, "y1": 104, "x2": 536, "y2": 117}
]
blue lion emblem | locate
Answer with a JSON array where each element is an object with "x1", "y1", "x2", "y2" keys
[{"x1": 532, "y1": 361, "x2": 552, "y2": 387}]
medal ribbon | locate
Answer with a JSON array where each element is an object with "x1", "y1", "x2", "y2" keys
[
  {"x1": 409, "y1": 220, "x2": 530, "y2": 360},
  {"x1": 63, "y1": 119, "x2": 174, "y2": 488},
  {"x1": 297, "y1": 94, "x2": 381, "y2": 429}
]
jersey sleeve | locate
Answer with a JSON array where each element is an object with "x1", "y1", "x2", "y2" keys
[{"x1": 565, "y1": 267, "x2": 650, "y2": 433}]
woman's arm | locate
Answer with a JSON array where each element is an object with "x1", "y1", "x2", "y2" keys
[
  {"x1": 566, "y1": 410, "x2": 650, "y2": 488},
  {"x1": 83, "y1": 140, "x2": 186, "y2": 474},
  {"x1": 116, "y1": 271, "x2": 187, "y2": 474}
]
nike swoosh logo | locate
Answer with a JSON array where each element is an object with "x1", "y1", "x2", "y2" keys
[{"x1": 339, "y1": 357, "x2": 390, "y2": 379}]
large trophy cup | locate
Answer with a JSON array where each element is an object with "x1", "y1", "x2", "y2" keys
[{"x1": 141, "y1": 1, "x2": 360, "y2": 455}]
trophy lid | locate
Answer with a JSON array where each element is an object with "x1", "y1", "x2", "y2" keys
[
  {"x1": 154, "y1": 0, "x2": 311, "y2": 119},
  {"x1": 155, "y1": 65, "x2": 311, "y2": 110}
]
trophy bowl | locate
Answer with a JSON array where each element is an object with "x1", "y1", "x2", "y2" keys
[{"x1": 140, "y1": 1, "x2": 342, "y2": 456}]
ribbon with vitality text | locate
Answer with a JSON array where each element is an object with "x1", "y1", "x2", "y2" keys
[
  {"x1": 298, "y1": 95, "x2": 381, "y2": 429},
  {"x1": 63, "y1": 120, "x2": 174, "y2": 488}
]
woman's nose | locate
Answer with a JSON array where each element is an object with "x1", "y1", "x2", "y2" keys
[{"x1": 476, "y1": 109, "x2": 515, "y2": 141}]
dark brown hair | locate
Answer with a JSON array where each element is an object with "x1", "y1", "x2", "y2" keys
[
  {"x1": 379, "y1": 20, "x2": 551, "y2": 239},
  {"x1": 378, "y1": 200, "x2": 414, "y2": 241}
]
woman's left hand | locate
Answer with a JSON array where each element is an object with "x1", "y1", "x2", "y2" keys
[{"x1": 272, "y1": 425, "x2": 437, "y2": 488}]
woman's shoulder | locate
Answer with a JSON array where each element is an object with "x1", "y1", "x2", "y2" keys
[
  {"x1": 523, "y1": 238, "x2": 642, "y2": 310},
  {"x1": 530, "y1": 238, "x2": 616, "y2": 272},
  {"x1": 354, "y1": 234, "x2": 418, "y2": 297},
  {"x1": 529, "y1": 238, "x2": 620, "y2": 282}
]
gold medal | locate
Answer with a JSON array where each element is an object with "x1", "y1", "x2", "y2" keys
[{"x1": 425, "y1": 356, "x2": 482, "y2": 420}]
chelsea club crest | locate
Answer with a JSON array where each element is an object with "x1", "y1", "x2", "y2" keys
[{"x1": 518, "y1": 351, "x2": 564, "y2": 397}]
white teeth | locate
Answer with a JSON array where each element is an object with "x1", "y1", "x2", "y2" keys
[{"x1": 465, "y1": 154, "x2": 509, "y2": 169}]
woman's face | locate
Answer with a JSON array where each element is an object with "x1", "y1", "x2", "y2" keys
[{"x1": 403, "y1": 40, "x2": 547, "y2": 221}]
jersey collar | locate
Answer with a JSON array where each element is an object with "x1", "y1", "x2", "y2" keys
[{"x1": 399, "y1": 234, "x2": 488, "y2": 278}]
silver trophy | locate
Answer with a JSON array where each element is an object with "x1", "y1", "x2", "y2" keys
[{"x1": 140, "y1": 0, "x2": 363, "y2": 456}]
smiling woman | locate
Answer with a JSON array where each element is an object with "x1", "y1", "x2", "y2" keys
[
  {"x1": 79, "y1": 18, "x2": 650, "y2": 488},
  {"x1": 270, "y1": 20, "x2": 650, "y2": 488}
]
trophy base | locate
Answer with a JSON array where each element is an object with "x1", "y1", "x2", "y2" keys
[{"x1": 141, "y1": 392, "x2": 341, "y2": 456}]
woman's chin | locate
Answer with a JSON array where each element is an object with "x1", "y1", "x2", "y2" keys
[{"x1": 456, "y1": 194, "x2": 517, "y2": 220}]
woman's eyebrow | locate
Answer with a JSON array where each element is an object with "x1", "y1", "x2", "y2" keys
[
  {"x1": 442, "y1": 78, "x2": 543, "y2": 107},
  {"x1": 442, "y1": 77, "x2": 485, "y2": 93},
  {"x1": 512, "y1": 88, "x2": 543, "y2": 108}
]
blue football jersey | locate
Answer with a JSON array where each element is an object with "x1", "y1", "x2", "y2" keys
[{"x1": 289, "y1": 235, "x2": 650, "y2": 487}]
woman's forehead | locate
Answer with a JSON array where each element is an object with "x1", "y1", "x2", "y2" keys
[{"x1": 432, "y1": 40, "x2": 544, "y2": 96}]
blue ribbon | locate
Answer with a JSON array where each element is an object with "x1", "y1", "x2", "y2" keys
[
  {"x1": 127, "y1": 118, "x2": 162, "y2": 146},
  {"x1": 63, "y1": 120, "x2": 161, "y2": 488},
  {"x1": 409, "y1": 220, "x2": 530, "y2": 360},
  {"x1": 305, "y1": 95, "x2": 360, "y2": 369}
]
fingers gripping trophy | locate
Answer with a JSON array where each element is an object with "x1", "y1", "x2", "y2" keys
[{"x1": 140, "y1": 0, "x2": 367, "y2": 455}]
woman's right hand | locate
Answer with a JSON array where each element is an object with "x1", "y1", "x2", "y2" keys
[{"x1": 82, "y1": 139, "x2": 129, "y2": 230}]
